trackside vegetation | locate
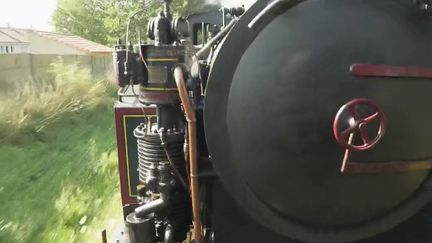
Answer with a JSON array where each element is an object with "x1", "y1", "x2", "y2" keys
[{"x1": 0, "y1": 59, "x2": 123, "y2": 243}]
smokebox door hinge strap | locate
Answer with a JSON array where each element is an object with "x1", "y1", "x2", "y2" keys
[{"x1": 341, "y1": 145, "x2": 432, "y2": 173}]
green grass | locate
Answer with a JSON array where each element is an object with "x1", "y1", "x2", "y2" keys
[{"x1": 0, "y1": 60, "x2": 123, "y2": 243}]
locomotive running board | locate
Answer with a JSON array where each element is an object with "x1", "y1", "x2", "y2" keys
[
  {"x1": 341, "y1": 133, "x2": 432, "y2": 173},
  {"x1": 350, "y1": 64, "x2": 432, "y2": 78}
]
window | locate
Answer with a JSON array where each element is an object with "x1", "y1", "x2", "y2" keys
[
  {"x1": 0, "y1": 46, "x2": 3, "y2": 53},
  {"x1": 5, "y1": 46, "x2": 9, "y2": 53},
  {"x1": 10, "y1": 46, "x2": 13, "y2": 53}
]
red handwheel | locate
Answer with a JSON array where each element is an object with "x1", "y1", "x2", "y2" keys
[{"x1": 333, "y1": 98, "x2": 386, "y2": 151}]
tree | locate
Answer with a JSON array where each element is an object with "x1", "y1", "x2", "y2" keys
[{"x1": 52, "y1": 0, "x2": 215, "y2": 45}]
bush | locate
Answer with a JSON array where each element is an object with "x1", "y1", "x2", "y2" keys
[{"x1": 0, "y1": 58, "x2": 115, "y2": 142}]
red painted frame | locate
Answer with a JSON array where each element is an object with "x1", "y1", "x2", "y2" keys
[{"x1": 115, "y1": 106, "x2": 156, "y2": 206}]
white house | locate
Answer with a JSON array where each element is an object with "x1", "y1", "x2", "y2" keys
[
  {"x1": 0, "y1": 27, "x2": 112, "y2": 82},
  {"x1": 0, "y1": 27, "x2": 111, "y2": 55},
  {"x1": 0, "y1": 28, "x2": 30, "y2": 54}
]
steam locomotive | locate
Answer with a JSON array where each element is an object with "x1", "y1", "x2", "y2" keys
[{"x1": 112, "y1": 0, "x2": 432, "y2": 242}]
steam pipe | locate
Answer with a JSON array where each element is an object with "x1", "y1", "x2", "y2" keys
[
  {"x1": 134, "y1": 198, "x2": 167, "y2": 218},
  {"x1": 173, "y1": 67, "x2": 203, "y2": 243},
  {"x1": 194, "y1": 18, "x2": 238, "y2": 60},
  {"x1": 159, "y1": 129, "x2": 191, "y2": 193},
  {"x1": 164, "y1": 224, "x2": 175, "y2": 243}
]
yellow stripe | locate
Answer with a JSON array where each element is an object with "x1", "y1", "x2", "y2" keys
[
  {"x1": 142, "y1": 87, "x2": 178, "y2": 91},
  {"x1": 123, "y1": 114, "x2": 157, "y2": 197},
  {"x1": 146, "y1": 58, "x2": 179, "y2": 62},
  {"x1": 125, "y1": 115, "x2": 157, "y2": 118}
]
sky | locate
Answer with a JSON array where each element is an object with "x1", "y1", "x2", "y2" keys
[
  {"x1": 210, "y1": 0, "x2": 256, "y2": 8},
  {"x1": 0, "y1": 0, "x2": 58, "y2": 30},
  {"x1": 0, "y1": 0, "x2": 256, "y2": 31}
]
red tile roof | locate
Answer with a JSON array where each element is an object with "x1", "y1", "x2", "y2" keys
[
  {"x1": 0, "y1": 28, "x2": 28, "y2": 43},
  {"x1": 34, "y1": 30, "x2": 112, "y2": 53},
  {"x1": 0, "y1": 27, "x2": 111, "y2": 53}
]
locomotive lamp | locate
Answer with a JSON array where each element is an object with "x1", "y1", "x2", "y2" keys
[{"x1": 414, "y1": 0, "x2": 432, "y2": 12}]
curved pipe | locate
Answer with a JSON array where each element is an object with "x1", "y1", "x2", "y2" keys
[
  {"x1": 248, "y1": 0, "x2": 305, "y2": 32},
  {"x1": 174, "y1": 67, "x2": 203, "y2": 243},
  {"x1": 134, "y1": 198, "x2": 167, "y2": 218}
]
